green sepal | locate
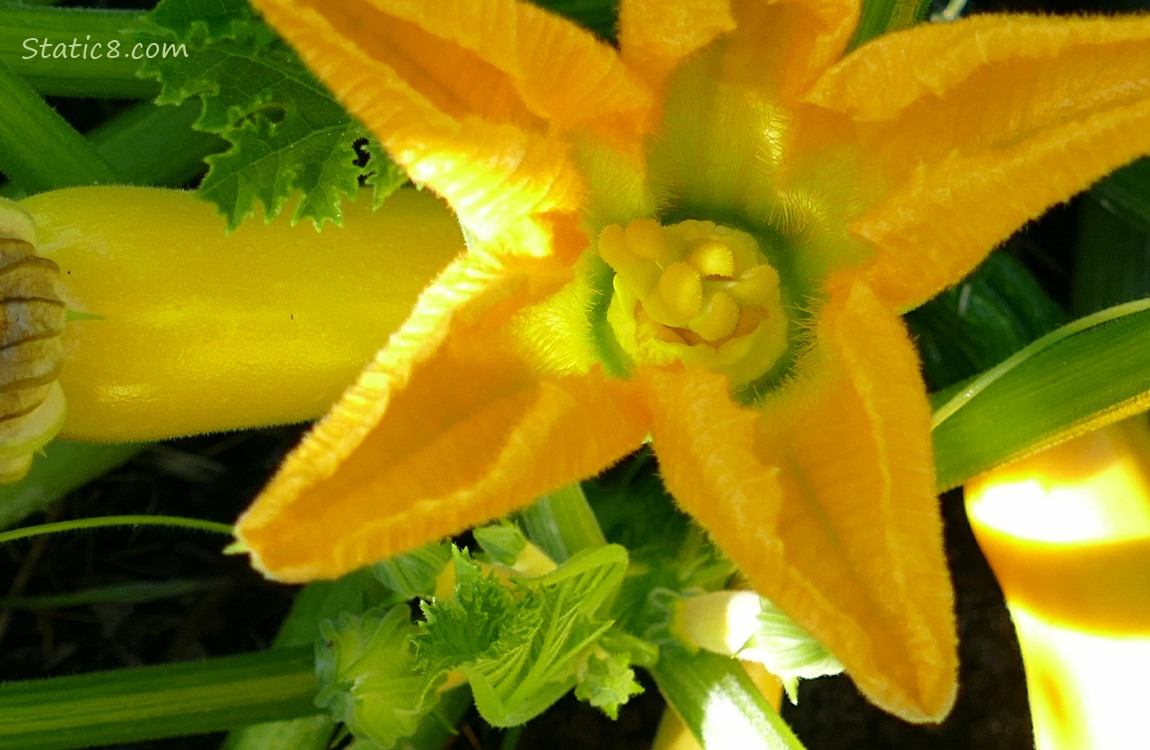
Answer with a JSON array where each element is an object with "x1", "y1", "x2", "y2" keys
[
  {"x1": 583, "y1": 253, "x2": 634, "y2": 379},
  {"x1": 739, "y1": 598, "x2": 843, "y2": 704},
  {"x1": 315, "y1": 605, "x2": 441, "y2": 750},
  {"x1": 848, "y1": 0, "x2": 933, "y2": 50},
  {"x1": 370, "y1": 541, "x2": 452, "y2": 601}
]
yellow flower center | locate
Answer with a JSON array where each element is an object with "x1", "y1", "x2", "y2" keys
[{"x1": 596, "y1": 218, "x2": 788, "y2": 384}]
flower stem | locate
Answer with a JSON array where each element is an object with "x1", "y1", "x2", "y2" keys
[
  {"x1": 0, "y1": 59, "x2": 118, "y2": 191},
  {"x1": 0, "y1": 514, "x2": 234, "y2": 545},
  {"x1": 0, "y1": 647, "x2": 318, "y2": 750},
  {"x1": 518, "y1": 482, "x2": 607, "y2": 562},
  {"x1": 649, "y1": 648, "x2": 805, "y2": 750},
  {"x1": 0, "y1": 6, "x2": 155, "y2": 99}
]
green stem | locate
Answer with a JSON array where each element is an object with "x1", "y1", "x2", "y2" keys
[
  {"x1": 86, "y1": 100, "x2": 222, "y2": 188},
  {"x1": 0, "y1": 514, "x2": 234, "y2": 545},
  {"x1": 0, "y1": 6, "x2": 156, "y2": 98},
  {"x1": 0, "y1": 59, "x2": 118, "y2": 191},
  {"x1": 519, "y1": 483, "x2": 607, "y2": 562},
  {"x1": 0, "y1": 647, "x2": 318, "y2": 750},
  {"x1": 649, "y1": 648, "x2": 806, "y2": 750},
  {"x1": 221, "y1": 572, "x2": 384, "y2": 750}
]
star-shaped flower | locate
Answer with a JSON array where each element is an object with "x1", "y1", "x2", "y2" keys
[{"x1": 235, "y1": 0, "x2": 1150, "y2": 722}]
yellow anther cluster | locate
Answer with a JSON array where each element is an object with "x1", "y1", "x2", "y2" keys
[{"x1": 597, "y1": 218, "x2": 788, "y2": 384}]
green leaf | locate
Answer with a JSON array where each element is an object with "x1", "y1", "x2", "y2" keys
[
  {"x1": 1092, "y1": 157, "x2": 1150, "y2": 233},
  {"x1": 140, "y1": 0, "x2": 405, "y2": 229},
  {"x1": 146, "y1": 0, "x2": 252, "y2": 40},
  {"x1": 415, "y1": 545, "x2": 631, "y2": 727},
  {"x1": 573, "y1": 637, "x2": 647, "y2": 720},
  {"x1": 847, "y1": 0, "x2": 932, "y2": 50},
  {"x1": 474, "y1": 522, "x2": 528, "y2": 567},
  {"x1": 906, "y1": 251, "x2": 1066, "y2": 391},
  {"x1": 932, "y1": 298, "x2": 1150, "y2": 489},
  {"x1": 371, "y1": 542, "x2": 452, "y2": 601},
  {"x1": 315, "y1": 605, "x2": 441, "y2": 750},
  {"x1": 1070, "y1": 196, "x2": 1150, "y2": 315}
]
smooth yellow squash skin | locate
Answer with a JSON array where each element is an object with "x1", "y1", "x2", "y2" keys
[
  {"x1": 966, "y1": 417, "x2": 1150, "y2": 750},
  {"x1": 21, "y1": 187, "x2": 463, "y2": 441}
]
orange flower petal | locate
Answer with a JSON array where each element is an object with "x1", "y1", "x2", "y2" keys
[
  {"x1": 236, "y1": 261, "x2": 650, "y2": 581},
  {"x1": 647, "y1": 281, "x2": 956, "y2": 722},
  {"x1": 797, "y1": 14, "x2": 1150, "y2": 310},
  {"x1": 618, "y1": 0, "x2": 735, "y2": 96},
  {"x1": 714, "y1": 0, "x2": 860, "y2": 103}
]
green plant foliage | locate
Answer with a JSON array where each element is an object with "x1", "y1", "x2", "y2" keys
[
  {"x1": 573, "y1": 645, "x2": 645, "y2": 720},
  {"x1": 415, "y1": 544, "x2": 632, "y2": 726},
  {"x1": 139, "y1": 0, "x2": 405, "y2": 229},
  {"x1": 932, "y1": 298, "x2": 1150, "y2": 489},
  {"x1": 473, "y1": 522, "x2": 528, "y2": 567},
  {"x1": 315, "y1": 605, "x2": 440, "y2": 750},
  {"x1": 370, "y1": 541, "x2": 452, "y2": 601}
]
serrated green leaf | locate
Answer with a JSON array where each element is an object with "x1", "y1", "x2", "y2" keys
[
  {"x1": 146, "y1": 0, "x2": 252, "y2": 41},
  {"x1": 415, "y1": 549, "x2": 523, "y2": 676},
  {"x1": 140, "y1": 0, "x2": 404, "y2": 229},
  {"x1": 932, "y1": 298, "x2": 1150, "y2": 489},
  {"x1": 573, "y1": 646, "x2": 644, "y2": 720},
  {"x1": 315, "y1": 605, "x2": 441, "y2": 750}
]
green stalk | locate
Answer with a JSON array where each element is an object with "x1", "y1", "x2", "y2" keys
[
  {"x1": 649, "y1": 648, "x2": 805, "y2": 750},
  {"x1": 519, "y1": 482, "x2": 607, "y2": 562},
  {"x1": 221, "y1": 573, "x2": 383, "y2": 750},
  {"x1": 86, "y1": 99, "x2": 222, "y2": 187},
  {"x1": 0, "y1": 647, "x2": 318, "y2": 750},
  {"x1": 0, "y1": 59, "x2": 118, "y2": 191},
  {"x1": 0, "y1": 6, "x2": 156, "y2": 98}
]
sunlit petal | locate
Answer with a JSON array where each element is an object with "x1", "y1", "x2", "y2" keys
[
  {"x1": 237, "y1": 262, "x2": 650, "y2": 580},
  {"x1": 795, "y1": 14, "x2": 1150, "y2": 309},
  {"x1": 650, "y1": 280, "x2": 956, "y2": 722}
]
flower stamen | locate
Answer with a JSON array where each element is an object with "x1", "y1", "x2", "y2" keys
[{"x1": 597, "y1": 218, "x2": 788, "y2": 384}]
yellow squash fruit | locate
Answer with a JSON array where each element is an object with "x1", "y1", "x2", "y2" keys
[{"x1": 21, "y1": 186, "x2": 463, "y2": 442}]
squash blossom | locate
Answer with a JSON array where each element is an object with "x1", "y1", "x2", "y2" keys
[{"x1": 230, "y1": 0, "x2": 1150, "y2": 723}]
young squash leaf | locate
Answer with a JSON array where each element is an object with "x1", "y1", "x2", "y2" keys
[{"x1": 139, "y1": 0, "x2": 405, "y2": 229}]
